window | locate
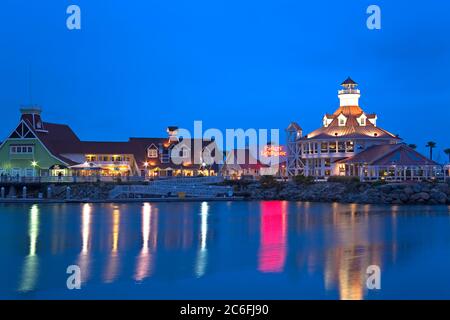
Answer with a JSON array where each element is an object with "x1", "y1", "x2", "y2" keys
[
  {"x1": 10, "y1": 145, "x2": 34, "y2": 154},
  {"x1": 337, "y1": 114, "x2": 347, "y2": 127},
  {"x1": 12, "y1": 168, "x2": 21, "y2": 176},
  {"x1": 329, "y1": 143, "x2": 337, "y2": 153},
  {"x1": 346, "y1": 141, "x2": 354, "y2": 152},
  {"x1": 360, "y1": 118, "x2": 366, "y2": 126},
  {"x1": 25, "y1": 168, "x2": 34, "y2": 177},
  {"x1": 147, "y1": 148, "x2": 158, "y2": 158}
]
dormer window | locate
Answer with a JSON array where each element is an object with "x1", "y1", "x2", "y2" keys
[
  {"x1": 147, "y1": 146, "x2": 158, "y2": 158},
  {"x1": 337, "y1": 114, "x2": 347, "y2": 127},
  {"x1": 357, "y1": 113, "x2": 367, "y2": 126},
  {"x1": 323, "y1": 115, "x2": 333, "y2": 128}
]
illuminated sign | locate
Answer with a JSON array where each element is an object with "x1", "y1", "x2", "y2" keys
[{"x1": 261, "y1": 145, "x2": 287, "y2": 157}]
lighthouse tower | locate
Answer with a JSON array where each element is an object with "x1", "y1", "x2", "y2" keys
[{"x1": 338, "y1": 77, "x2": 360, "y2": 107}]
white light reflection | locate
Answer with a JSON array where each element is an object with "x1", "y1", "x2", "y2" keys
[
  {"x1": 18, "y1": 204, "x2": 40, "y2": 292},
  {"x1": 195, "y1": 202, "x2": 209, "y2": 278},
  {"x1": 134, "y1": 203, "x2": 157, "y2": 281},
  {"x1": 77, "y1": 203, "x2": 92, "y2": 283},
  {"x1": 104, "y1": 206, "x2": 121, "y2": 283}
]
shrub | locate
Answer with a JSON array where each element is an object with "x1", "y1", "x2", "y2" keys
[
  {"x1": 371, "y1": 180, "x2": 386, "y2": 187},
  {"x1": 293, "y1": 175, "x2": 315, "y2": 185},
  {"x1": 259, "y1": 175, "x2": 279, "y2": 189},
  {"x1": 327, "y1": 176, "x2": 360, "y2": 183}
]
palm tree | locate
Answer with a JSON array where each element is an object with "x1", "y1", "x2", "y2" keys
[
  {"x1": 408, "y1": 144, "x2": 417, "y2": 149},
  {"x1": 425, "y1": 141, "x2": 437, "y2": 160},
  {"x1": 444, "y1": 148, "x2": 450, "y2": 163}
]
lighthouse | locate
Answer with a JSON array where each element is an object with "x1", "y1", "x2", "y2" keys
[{"x1": 338, "y1": 77, "x2": 360, "y2": 107}]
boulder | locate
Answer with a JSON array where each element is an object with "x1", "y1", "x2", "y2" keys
[
  {"x1": 430, "y1": 191, "x2": 447, "y2": 204},
  {"x1": 404, "y1": 187, "x2": 414, "y2": 196},
  {"x1": 410, "y1": 192, "x2": 430, "y2": 202}
]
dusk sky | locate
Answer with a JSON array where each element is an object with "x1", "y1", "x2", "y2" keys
[{"x1": 0, "y1": 1, "x2": 449, "y2": 159}]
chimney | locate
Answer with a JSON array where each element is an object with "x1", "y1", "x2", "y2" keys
[{"x1": 20, "y1": 106, "x2": 47, "y2": 132}]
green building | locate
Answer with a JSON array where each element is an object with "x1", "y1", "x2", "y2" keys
[{"x1": 0, "y1": 107, "x2": 70, "y2": 178}]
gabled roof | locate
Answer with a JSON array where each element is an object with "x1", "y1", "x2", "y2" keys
[
  {"x1": 338, "y1": 143, "x2": 439, "y2": 166},
  {"x1": 16, "y1": 119, "x2": 80, "y2": 165},
  {"x1": 129, "y1": 137, "x2": 218, "y2": 170},
  {"x1": 286, "y1": 122, "x2": 302, "y2": 131}
]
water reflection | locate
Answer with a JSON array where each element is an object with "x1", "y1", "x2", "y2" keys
[
  {"x1": 258, "y1": 201, "x2": 287, "y2": 273},
  {"x1": 195, "y1": 202, "x2": 209, "y2": 278},
  {"x1": 134, "y1": 203, "x2": 158, "y2": 281},
  {"x1": 324, "y1": 203, "x2": 384, "y2": 300},
  {"x1": 4, "y1": 201, "x2": 448, "y2": 299},
  {"x1": 18, "y1": 204, "x2": 40, "y2": 292},
  {"x1": 77, "y1": 204, "x2": 92, "y2": 283},
  {"x1": 104, "y1": 206, "x2": 121, "y2": 283}
]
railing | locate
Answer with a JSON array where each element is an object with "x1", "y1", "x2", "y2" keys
[
  {"x1": 90, "y1": 161, "x2": 131, "y2": 166},
  {"x1": 151, "y1": 176, "x2": 223, "y2": 184},
  {"x1": 109, "y1": 185, "x2": 233, "y2": 199},
  {"x1": 0, "y1": 176, "x2": 146, "y2": 184},
  {"x1": 0, "y1": 175, "x2": 222, "y2": 184},
  {"x1": 109, "y1": 177, "x2": 230, "y2": 199},
  {"x1": 338, "y1": 89, "x2": 360, "y2": 95}
]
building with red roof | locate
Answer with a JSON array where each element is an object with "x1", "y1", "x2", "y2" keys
[
  {"x1": 286, "y1": 78, "x2": 445, "y2": 181},
  {"x1": 0, "y1": 108, "x2": 219, "y2": 180}
]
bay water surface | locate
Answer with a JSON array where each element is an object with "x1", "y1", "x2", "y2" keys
[{"x1": 1, "y1": 201, "x2": 450, "y2": 299}]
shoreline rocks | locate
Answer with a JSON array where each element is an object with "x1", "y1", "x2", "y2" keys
[
  {"x1": 1, "y1": 180, "x2": 449, "y2": 205},
  {"x1": 239, "y1": 180, "x2": 450, "y2": 205}
]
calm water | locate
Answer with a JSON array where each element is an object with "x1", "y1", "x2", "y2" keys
[{"x1": 1, "y1": 201, "x2": 450, "y2": 300}]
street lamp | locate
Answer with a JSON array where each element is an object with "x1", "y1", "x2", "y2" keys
[
  {"x1": 143, "y1": 161, "x2": 149, "y2": 179},
  {"x1": 31, "y1": 161, "x2": 39, "y2": 178}
]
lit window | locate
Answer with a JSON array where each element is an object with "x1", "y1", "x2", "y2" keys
[
  {"x1": 10, "y1": 145, "x2": 34, "y2": 154},
  {"x1": 148, "y1": 148, "x2": 158, "y2": 158}
]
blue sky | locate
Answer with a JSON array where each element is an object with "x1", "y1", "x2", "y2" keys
[{"x1": 0, "y1": 0, "x2": 449, "y2": 160}]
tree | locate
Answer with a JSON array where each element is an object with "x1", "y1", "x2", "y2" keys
[
  {"x1": 408, "y1": 144, "x2": 417, "y2": 149},
  {"x1": 425, "y1": 141, "x2": 437, "y2": 160},
  {"x1": 444, "y1": 148, "x2": 450, "y2": 163}
]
